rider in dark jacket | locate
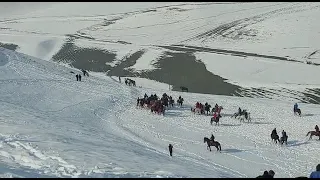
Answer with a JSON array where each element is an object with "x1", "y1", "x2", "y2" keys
[
  {"x1": 210, "y1": 134, "x2": 215, "y2": 142},
  {"x1": 315, "y1": 125, "x2": 319, "y2": 133},
  {"x1": 272, "y1": 128, "x2": 277, "y2": 135},
  {"x1": 282, "y1": 130, "x2": 287, "y2": 138}
]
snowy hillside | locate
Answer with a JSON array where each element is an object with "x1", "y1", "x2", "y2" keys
[
  {"x1": 1, "y1": 2, "x2": 320, "y2": 103},
  {"x1": 0, "y1": 47, "x2": 320, "y2": 178}
]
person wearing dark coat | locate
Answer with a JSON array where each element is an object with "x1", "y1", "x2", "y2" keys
[
  {"x1": 272, "y1": 128, "x2": 277, "y2": 136},
  {"x1": 315, "y1": 125, "x2": 319, "y2": 133},
  {"x1": 210, "y1": 134, "x2": 215, "y2": 142},
  {"x1": 282, "y1": 130, "x2": 287, "y2": 138},
  {"x1": 168, "y1": 144, "x2": 173, "y2": 156},
  {"x1": 256, "y1": 171, "x2": 273, "y2": 178},
  {"x1": 76, "y1": 74, "x2": 79, "y2": 81},
  {"x1": 79, "y1": 74, "x2": 82, "y2": 81}
]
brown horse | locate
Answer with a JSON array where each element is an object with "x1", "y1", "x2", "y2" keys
[
  {"x1": 204, "y1": 137, "x2": 221, "y2": 152},
  {"x1": 210, "y1": 114, "x2": 222, "y2": 126},
  {"x1": 306, "y1": 131, "x2": 320, "y2": 140}
]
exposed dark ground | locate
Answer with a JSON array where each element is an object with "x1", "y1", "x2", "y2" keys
[
  {"x1": 0, "y1": 42, "x2": 18, "y2": 51},
  {"x1": 50, "y1": 41, "x2": 320, "y2": 104},
  {"x1": 2, "y1": 39, "x2": 320, "y2": 105},
  {"x1": 52, "y1": 42, "x2": 241, "y2": 96}
]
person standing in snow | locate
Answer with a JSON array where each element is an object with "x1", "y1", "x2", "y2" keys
[
  {"x1": 79, "y1": 74, "x2": 82, "y2": 81},
  {"x1": 293, "y1": 103, "x2": 298, "y2": 113},
  {"x1": 310, "y1": 164, "x2": 320, "y2": 178},
  {"x1": 168, "y1": 144, "x2": 173, "y2": 156},
  {"x1": 118, "y1": 76, "x2": 121, "y2": 83},
  {"x1": 76, "y1": 74, "x2": 79, "y2": 81}
]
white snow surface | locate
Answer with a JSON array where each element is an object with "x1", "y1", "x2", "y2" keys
[
  {"x1": 0, "y1": 47, "x2": 319, "y2": 178},
  {"x1": 195, "y1": 52, "x2": 320, "y2": 89},
  {"x1": 1, "y1": 2, "x2": 320, "y2": 93}
]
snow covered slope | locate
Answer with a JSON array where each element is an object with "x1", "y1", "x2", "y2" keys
[
  {"x1": 0, "y1": 47, "x2": 319, "y2": 178},
  {"x1": 1, "y1": 2, "x2": 320, "y2": 103}
]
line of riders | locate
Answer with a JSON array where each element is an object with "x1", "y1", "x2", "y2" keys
[
  {"x1": 191, "y1": 102, "x2": 223, "y2": 116},
  {"x1": 125, "y1": 78, "x2": 136, "y2": 86},
  {"x1": 271, "y1": 125, "x2": 319, "y2": 145},
  {"x1": 137, "y1": 93, "x2": 184, "y2": 115}
]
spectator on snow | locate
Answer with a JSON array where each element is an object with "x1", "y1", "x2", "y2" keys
[
  {"x1": 76, "y1": 74, "x2": 79, "y2": 81},
  {"x1": 294, "y1": 103, "x2": 298, "y2": 111},
  {"x1": 268, "y1": 170, "x2": 275, "y2": 178},
  {"x1": 79, "y1": 74, "x2": 82, "y2": 81},
  {"x1": 310, "y1": 164, "x2": 320, "y2": 178},
  {"x1": 168, "y1": 144, "x2": 173, "y2": 157},
  {"x1": 256, "y1": 171, "x2": 273, "y2": 178}
]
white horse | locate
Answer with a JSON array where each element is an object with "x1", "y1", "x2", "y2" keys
[
  {"x1": 238, "y1": 113, "x2": 251, "y2": 123},
  {"x1": 191, "y1": 107, "x2": 202, "y2": 115}
]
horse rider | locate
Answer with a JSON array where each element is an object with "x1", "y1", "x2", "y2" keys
[
  {"x1": 210, "y1": 134, "x2": 215, "y2": 142},
  {"x1": 238, "y1": 107, "x2": 242, "y2": 115},
  {"x1": 213, "y1": 112, "x2": 218, "y2": 120},
  {"x1": 282, "y1": 130, "x2": 287, "y2": 139},
  {"x1": 315, "y1": 125, "x2": 319, "y2": 134},
  {"x1": 272, "y1": 128, "x2": 277, "y2": 135}
]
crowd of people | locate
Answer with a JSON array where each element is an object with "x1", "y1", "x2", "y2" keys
[{"x1": 256, "y1": 164, "x2": 320, "y2": 178}]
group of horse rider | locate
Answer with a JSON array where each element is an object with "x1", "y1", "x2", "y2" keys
[
  {"x1": 137, "y1": 93, "x2": 184, "y2": 115},
  {"x1": 193, "y1": 102, "x2": 222, "y2": 115},
  {"x1": 125, "y1": 78, "x2": 136, "y2": 86}
]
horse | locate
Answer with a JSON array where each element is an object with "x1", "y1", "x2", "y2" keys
[
  {"x1": 204, "y1": 137, "x2": 221, "y2": 152},
  {"x1": 180, "y1": 86, "x2": 188, "y2": 92},
  {"x1": 169, "y1": 99, "x2": 174, "y2": 107},
  {"x1": 280, "y1": 135, "x2": 288, "y2": 145},
  {"x1": 306, "y1": 131, "x2": 320, "y2": 140},
  {"x1": 294, "y1": 108, "x2": 301, "y2": 116},
  {"x1": 191, "y1": 107, "x2": 202, "y2": 115},
  {"x1": 210, "y1": 114, "x2": 222, "y2": 126},
  {"x1": 239, "y1": 112, "x2": 251, "y2": 123},
  {"x1": 205, "y1": 105, "x2": 211, "y2": 115},
  {"x1": 177, "y1": 98, "x2": 184, "y2": 106},
  {"x1": 271, "y1": 133, "x2": 280, "y2": 144}
]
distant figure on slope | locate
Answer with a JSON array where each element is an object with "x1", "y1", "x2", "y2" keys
[
  {"x1": 294, "y1": 103, "x2": 298, "y2": 111},
  {"x1": 168, "y1": 144, "x2": 173, "y2": 156},
  {"x1": 293, "y1": 103, "x2": 301, "y2": 116},
  {"x1": 118, "y1": 76, "x2": 121, "y2": 83},
  {"x1": 82, "y1": 69, "x2": 89, "y2": 77},
  {"x1": 76, "y1": 74, "x2": 79, "y2": 81},
  {"x1": 310, "y1": 164, "x2": 320, "y2": 178},
  {"x1": 79, "y1": 74, "x2": 82, "y2": 81}
]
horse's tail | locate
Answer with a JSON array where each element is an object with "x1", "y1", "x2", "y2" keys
[{"x1": 306, "y1": 131, "x2": 311, "y2": 136}]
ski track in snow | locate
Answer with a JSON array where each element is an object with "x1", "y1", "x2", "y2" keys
[{"x1": 0, "y1": 46, "x2": 320, "y2": 178}]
